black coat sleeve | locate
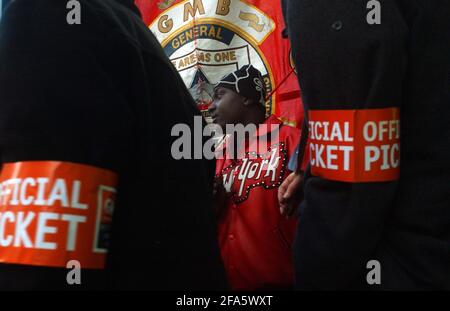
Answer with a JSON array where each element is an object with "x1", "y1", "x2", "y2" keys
[
  {"x1": 0, "y1": 0, "x2": 132, "y2": 289},
  {"x1": 287, "y1": 0, "x2": 408, "y2": 289}
]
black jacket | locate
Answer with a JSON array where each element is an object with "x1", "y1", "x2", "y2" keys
[
  {"x1": 287, "y1": 0, "x2": 450, "y2": 290},
  {"x1": 0, "y1": 0, "x2": 226, "y2": 290}
]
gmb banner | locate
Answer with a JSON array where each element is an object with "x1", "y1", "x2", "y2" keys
[{"x1": 136, "y1": 0, "x2": 303, "y2": 127}]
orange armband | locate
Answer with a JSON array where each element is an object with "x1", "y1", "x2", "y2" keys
[
  {"x1": 0, "y1": 161, "x2": 118, "y2": 269},
  {"x1": 308, "y1": 108, "x2": 400, "y2": 183}
]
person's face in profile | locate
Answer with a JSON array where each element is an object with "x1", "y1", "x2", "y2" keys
[{"x1": 209, "y1": 86, "x2": 246, "y2": 130}]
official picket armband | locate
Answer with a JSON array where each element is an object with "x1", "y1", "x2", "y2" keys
[
  {"x1": 0, "y1": 161, "x2": 118, "y2": 269},
  {"x1": 308, "y1": 108, "x2": 400, "y2": 183}
]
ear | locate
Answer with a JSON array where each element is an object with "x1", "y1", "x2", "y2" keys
[{"x1": 242, "y1": 97, "x2": 254, "y2": 107}]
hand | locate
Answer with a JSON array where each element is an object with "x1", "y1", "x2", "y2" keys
[{"x1": 278, "y1": 172, "x2": 303, "y2": 218}]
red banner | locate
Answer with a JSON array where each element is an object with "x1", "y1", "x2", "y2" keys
[{"x1": 136, "y1": 0, "x2": 303, "y2": 127}]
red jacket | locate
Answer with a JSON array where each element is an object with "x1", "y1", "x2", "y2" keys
[{"x1": 216, "y1": 115, "x2": 300, "y2": 290}]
